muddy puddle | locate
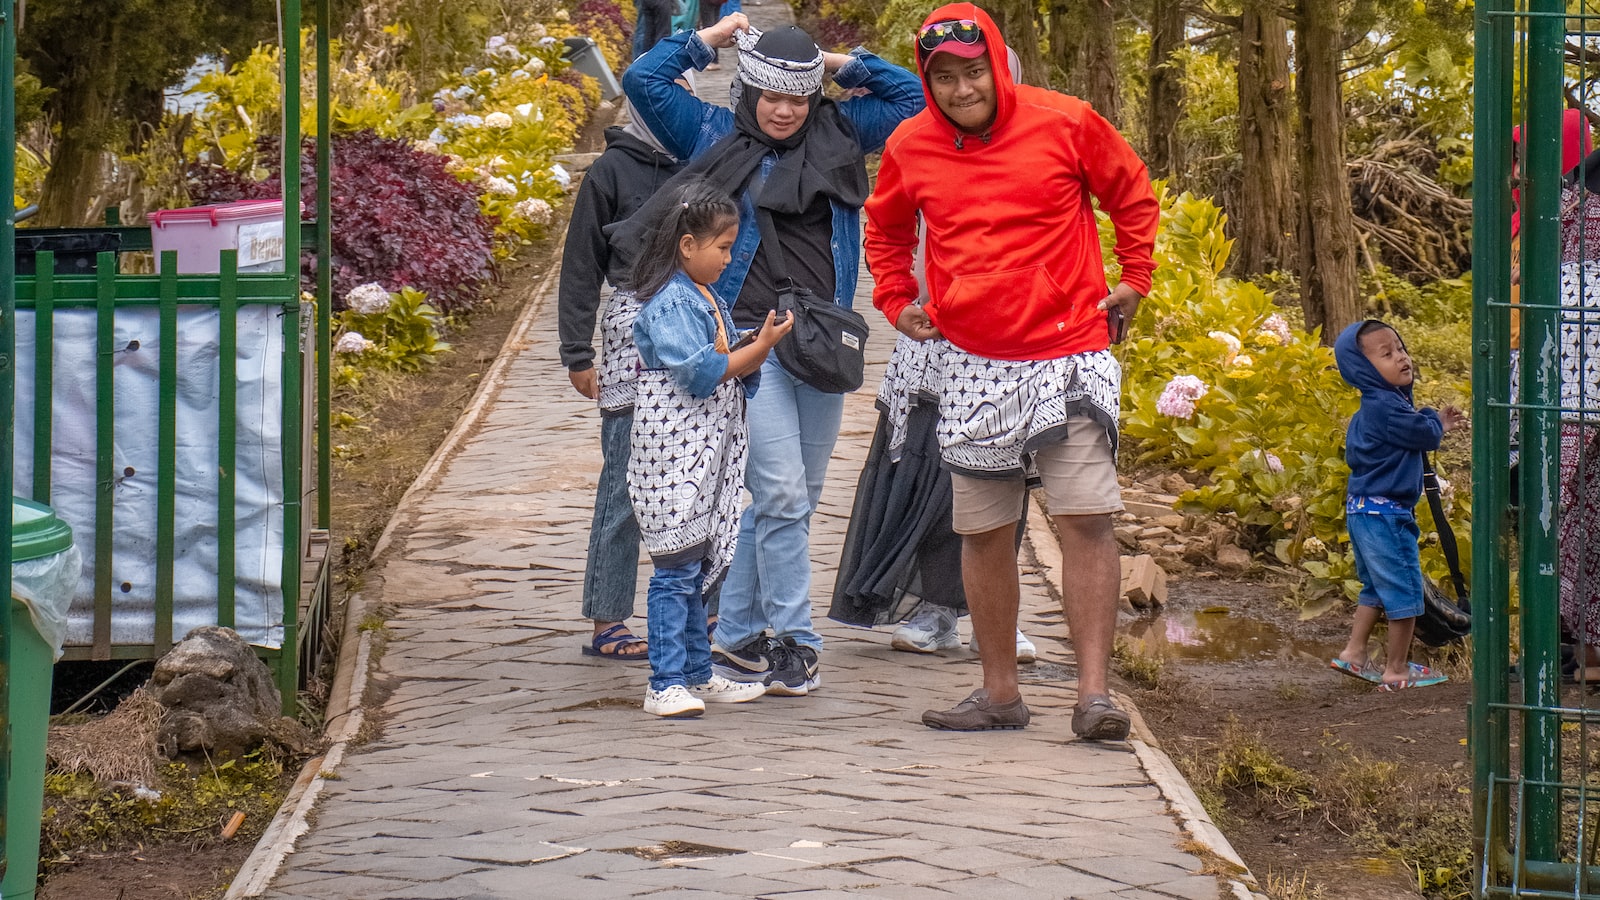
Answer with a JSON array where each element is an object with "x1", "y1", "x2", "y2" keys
[{"x1": 1121, "y1": 606, "x2": 1345, "y2": 664}]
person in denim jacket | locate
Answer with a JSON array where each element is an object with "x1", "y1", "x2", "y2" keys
[
  {"x1": 619, "y1": 14, "x2": 922, "y2": 696},
  {"x1": 626, "y1": 178, "x2": 794, "y2": 716}
]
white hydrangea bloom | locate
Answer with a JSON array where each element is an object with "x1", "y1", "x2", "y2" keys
[
  {"x1": 344, "y1": 283, "x2": 392, "y2": 315},
  {"x1": 1259, "y1": 314, "x2": 1294, "y2": 346},
  {"x1": 524, "y1": 57, "x2": 548, "y2": 75},
  {"x1": 515, "y1": 198, "x2": 553, "y2": 226},
  {"x1": 549, "y1": 163, "x2": 572, "y2": 190},
  {"x1": 484, "y1": 176, "x2": 519, "y2": 197},
  {"x1": 515, "y1": 102, "x2": 535, "y2": 117},
  {"x1": 484, "y1": 111, "x2": 514, "y2": 129},
  {"x1": 335, "y1": 332, "x2": 376, "y2": 354}
]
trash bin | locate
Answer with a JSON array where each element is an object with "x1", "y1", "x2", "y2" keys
[
  {"x1": 14, "y1": 230, "x2": 123, "y2": 276},
  {"x1": 3, "y1": 497, "x2": 78, "y2": 900},
  {"x1": 563, "y1": 36, "x2": 623, "y2": 100}
]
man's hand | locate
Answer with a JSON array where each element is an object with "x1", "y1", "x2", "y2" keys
[
  {"x1": 569, "y1": 368, "x2": 599, "y2": 400},
  {"x1": 697, "y1": 13, "x2": 750, "y2": 49},
  {"x1": 821, "y1": 51, "x2": 853, "y2": 74},
  {"x1": 895, "y1": 306, "x2": 941, "y2": 342},
  {"x1": 1097, "y1": 284, "x2": 1143, "y2": 330}
]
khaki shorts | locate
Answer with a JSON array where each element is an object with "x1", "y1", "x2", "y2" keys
[{"x1": 949, "y1": 417, "x2": 1123, "y2": 535}]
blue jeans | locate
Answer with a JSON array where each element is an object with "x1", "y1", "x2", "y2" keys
[
  {"x1": 1348, "y1": 508, "x2": 1425, "y2": 620},
  {"x1": 715, "y1": 359, "x2": 844, "y2": 652},
  {"x1": 582, "y1": 413, "x2": 641, "y2": 623},
  {"x1": 646, "y1": 560, "x2": 714, "y2": 691}
]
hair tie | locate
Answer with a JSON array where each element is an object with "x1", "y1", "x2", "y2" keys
[{"x1": 680, "y1": 201, "x2": 690, "y2": 208}]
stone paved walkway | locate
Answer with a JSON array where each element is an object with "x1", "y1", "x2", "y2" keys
[{"x1": 247, "y1": 7, "x2": 1248, "y2": 899}]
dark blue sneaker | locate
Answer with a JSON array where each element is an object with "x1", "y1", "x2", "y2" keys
[
  {"x1": 766, "y1": 638, "x2": 820, "y2": 697},
  {"x1": 712, "y1": 635, "x2": 778, "y2": 684}
]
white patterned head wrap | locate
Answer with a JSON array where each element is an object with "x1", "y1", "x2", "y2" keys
[{"x1": 735, "y1": 26, "x2": 824, "y2": 97}]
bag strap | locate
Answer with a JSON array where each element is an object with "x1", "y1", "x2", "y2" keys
[
  {"x1": 754, "y1": 202, "x2": 800, "y2": 299},
  {"x1": 1422, "y1": 453, "x2": 1470, "y2": 612}
]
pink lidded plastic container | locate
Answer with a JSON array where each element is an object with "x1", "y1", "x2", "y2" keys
[{"x1": 148, "y1": 199, "x2": 286, "y2": 274}]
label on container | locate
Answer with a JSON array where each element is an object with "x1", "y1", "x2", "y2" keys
[{"x1": 237, "y1": 220, "x2": 286, "y2": 271}]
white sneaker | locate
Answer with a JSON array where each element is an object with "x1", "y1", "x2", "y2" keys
[
  {"x1": 891, "y1": 603, "x2": 961, "y2": 653},
  {"x1": 970, "y1": 629, "x2": 1038, "y2": 663},
  {"x1": 644, "y1": 684, "x2": 706, "y2": 717},
  {"x1": 689, "y1": 674, "x2": 766, "y2": 704}
]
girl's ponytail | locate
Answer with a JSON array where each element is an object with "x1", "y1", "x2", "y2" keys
[{"x1": 629, "y1": 177, "x2": 740, "y2": 301}]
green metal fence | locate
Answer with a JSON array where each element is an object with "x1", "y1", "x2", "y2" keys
[{"x1": 1474, "y1": 2, "x2": 1600, "y2": 896}]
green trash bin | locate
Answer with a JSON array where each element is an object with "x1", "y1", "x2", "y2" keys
[{"x1": 3, "y1": 498, "x2": 77, "y2": 900}]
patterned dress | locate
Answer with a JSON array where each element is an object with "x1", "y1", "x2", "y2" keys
[
  {"x1": 597, "y1": 289, "x2": 643, "y2": 416},
  {"x1": 1558, "y1": 180, "x2": 1600, "y2": 643},
  {"x1": 627, "y1": 276, "x2": 748, "y2": 593}
]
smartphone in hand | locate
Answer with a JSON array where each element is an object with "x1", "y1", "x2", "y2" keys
[
  {"x1": 729, "y1": 328, "x2": 760, "y2": 352},
  {"x1": 1107, "y1": 307, "x2": 1128, "y2": 344}
]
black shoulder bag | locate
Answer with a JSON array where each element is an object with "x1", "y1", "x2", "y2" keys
[
  {"x1": 1414, "y1": 454, "x2": 1472, "y2": 647},
  {"x1": 754, "y1": 206, "x2": 870, "y2": 394}
]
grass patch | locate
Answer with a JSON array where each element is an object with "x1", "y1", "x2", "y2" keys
[{"x1": 1113, "y1": 635, "x2": 1167, "y2": 690}]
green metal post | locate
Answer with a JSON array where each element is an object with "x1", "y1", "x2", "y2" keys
[
  {"x1": 280, "y1": 0, "x2": 305, "y2": 715},
  {"x1": 29, "y1": 255, "x2": 51, "y2": 502},
  {"x1": 1471, "y1": 0, "x2": 1514, "y2": 887},
  {"x1": 316, "y1": 0, "x2": 332, "y2": 531},
  {"x1": 155, "y1": 256, "x2": 178, "y2": 653},
  {"x1": 0, "y1": 0, "x2": 16, "y2": 882},
  {"x1": 218, "y1": 253, "x2": 238, "y2": 629},
  {"x1": 1518, "y1": 0, "x2": 1564, "y2": 860}
]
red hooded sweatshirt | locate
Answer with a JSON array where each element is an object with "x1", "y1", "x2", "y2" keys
[{"x1": 864, "y1": 3, "x2": 1159, "y2": 361}]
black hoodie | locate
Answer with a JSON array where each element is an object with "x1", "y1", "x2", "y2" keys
[{"x1": 557, "y1": 126, "x2": 684, "y2": 372}]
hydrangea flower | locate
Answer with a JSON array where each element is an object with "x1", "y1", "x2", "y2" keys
[
  {"x1": 528, "y1": 23, "x2": 548, "y2": 40},
  {"x1": 1259, "y1": 314, "x2": 1293, "y2": 346},
  {"x1": 445, "y1": 114, "x2": 484, "y2": 128},
  {"x1": 1155, "y1": 374, "x2": 1208, "y2": 419},
  {"x1": 484, "y1": 176, "x2": 518, "y2": 197},
  {"x1": 427, "y1": 128, "x2": 446, "y2": 144},
  {"x1": 1208, "y1": 330, "x2": 1242, "y2": 364},
  {"x1": 344, "y1": 283, "x2": 392, "y2": 315},
  {"x1": 1302, "y1": 536, "x2": 1327, "y2": 558},
  {"x1": 1247, "y1": 449, "x2": 1285, "y2": 473},
  {"x1": 511, "y1": 69, "x2": 530, "y2": 80},
  {"x1": 515, "y1": 102, "x2": 535, "y2": 117},
  {"x1": 515, "y1": 198, "x2": 553, "y2": 226},
  {"x1": 484, "y1": 111, "x2": 514, "y2": 129},
  {"x1": 335, "y1": 332, "x2": 376, "y2": 354},
  {"x1": 486, "y1": 35, "x2": 507, "y2": 52},
  {"x1": 453, "y1": 84, "x2": 475, "y2": 99},
  {"x1": 524, "y1": 58, "x2": 547, "y2": 75},
  {"x1": 1231, "y1": 354, "x2": 1254, "y2": 369},
  {"x1": 549, "y1": 163, "x2": 572, "y2": 190},
  {"x1": 480, "y1": 67, "x2": 497, "y2": 78}
]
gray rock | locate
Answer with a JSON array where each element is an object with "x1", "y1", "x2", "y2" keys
[{"x1": 151, "y1": 625, "x2": 311, "y2": 760}]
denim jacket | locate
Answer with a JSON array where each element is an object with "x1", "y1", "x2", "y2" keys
[
  {"x1": 634, "y1": 272, "x2": 755, "y2": 399},
  {"x1": 622, "y1": 31, "x2": 924, "y2": 310}
]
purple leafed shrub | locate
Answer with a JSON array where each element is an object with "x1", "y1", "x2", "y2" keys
[
  {"x1": 576, "y1": 0, "x2": 630, "y2": 44},
  {"x1": 188, "y1": 131, "x2": 496, "y2": 313}
]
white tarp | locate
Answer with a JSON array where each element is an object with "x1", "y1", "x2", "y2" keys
[{"x1": 11, "y1": 305, "x2": 287, "y2": 649}]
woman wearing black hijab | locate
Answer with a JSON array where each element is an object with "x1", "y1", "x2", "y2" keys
[{"x1": 618, "y1": 14, "x2": 921, "y2": 696}]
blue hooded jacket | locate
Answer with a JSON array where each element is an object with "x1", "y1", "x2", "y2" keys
[{"x1": 1334, "y1": 320, "x2": 1444, "y2": 507}]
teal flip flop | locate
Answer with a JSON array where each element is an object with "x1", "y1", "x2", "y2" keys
[{"x1": 1329, "y1": 658, "x2": 1382, "y2": 684}]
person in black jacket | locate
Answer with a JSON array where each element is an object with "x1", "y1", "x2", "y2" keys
[{"x1": 559, "y1": 91, "x2": 689, "y2": 659}]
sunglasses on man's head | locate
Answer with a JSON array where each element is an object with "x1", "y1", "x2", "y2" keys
[{"x1": 917, "y1": 19, "x2": 982, "y2": 52}]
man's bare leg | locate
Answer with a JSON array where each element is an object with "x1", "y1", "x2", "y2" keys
[
  {"x1": 963, "y1": 523, "x2": 1023, "y2": 703},
  {"x1": 1053, "y1": 513, "x2": 1119, "y2": 702}
]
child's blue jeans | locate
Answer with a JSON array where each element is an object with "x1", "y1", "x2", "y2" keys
[
  {"x1": 646, "y1": 560, "x2": 714, "y2": 692},
  {"x1": 1348, "y1": 508, "x2": 1425, "y2": 620}
]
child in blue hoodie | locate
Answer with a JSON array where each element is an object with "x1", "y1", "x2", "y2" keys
[{"x1": 1331, "y1": 319, "x2": 1467, "y2": 691}]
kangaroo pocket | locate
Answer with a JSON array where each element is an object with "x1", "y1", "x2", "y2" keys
[{"x1": 930, "y1": 266, "x2": 1072, "y2": 356}]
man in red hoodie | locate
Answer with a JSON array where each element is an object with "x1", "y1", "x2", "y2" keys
[{"x1": 864, "y1": 3, "x2": 1158, "y2": 740}]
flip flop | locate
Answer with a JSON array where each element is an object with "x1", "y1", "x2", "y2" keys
[
  {"x1": 582, "y1": 623, "x2": 649, "y2": 661},
  {"x1": 1377, "y1": 663, "x2": 1449, "y2": 692},
  {"x1": 1329, "y1": 658, "x2": 1382, "y2": 684}
]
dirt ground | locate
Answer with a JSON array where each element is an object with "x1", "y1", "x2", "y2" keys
[{"x1": 1123, "y1": 575, "x2": 1474, "y2": 899}]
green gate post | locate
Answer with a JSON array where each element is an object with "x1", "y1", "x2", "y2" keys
[
  {"x1": 0, "y1": 0, "x2": 16, "y2": 886},
  {"x1": 317, "y1": 0, "x2": 333, "y2": 531},
  {"x1": 1518, "y1": 0, "x2": 1567, "y2": 862},
  {"x1": 1471, "y1": 0, "x2": 1514, "y2": 888}
]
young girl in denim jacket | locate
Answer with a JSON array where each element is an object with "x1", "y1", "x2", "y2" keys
[{"x1": 627, "y1": 179, "x2": 794, "y2": 717}]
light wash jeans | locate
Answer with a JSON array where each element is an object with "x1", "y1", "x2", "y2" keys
[
  {"x1": 582, "y1": 413, "x2": 642, "y2": 623},
  {"x1": 646, "y1": 560, "x2": 714, "y2": 691},
  {"x1": 715, "y1": 358, "x2": 844, "y2": 653}
]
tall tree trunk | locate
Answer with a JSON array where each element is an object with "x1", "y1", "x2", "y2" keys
[
  {"x1": 1082, "y1": 0, "x2": 1120, "y2": 124},
  {"x1": 1295, "y1": 0, "x2": 1361, "y2": 343},
  {"x1": 1048, "y1": 2, "x2": 1080, "y2": 93},
  {"x1": 1234, "y1": 0, "x2": 1294, "y2": 275},
  {"x1": 1146, "y1": 0, "x2": 1185, "y2": 178},
  {"x1": 987, "y1": 0, "x2": 1046, "y2": 85},
  {"x1": 38, "y1": 58, "x2": 114, "y2": 227}
]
